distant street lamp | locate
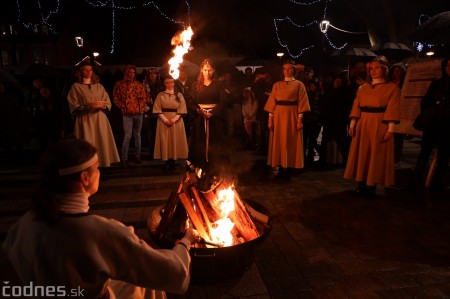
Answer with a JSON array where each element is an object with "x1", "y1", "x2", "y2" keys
[
  {"x1": 277, "y1": 52, "x2": 284, "y2": 63},
  {"x1": 93, "y1": 52, "x2": 99, "y2": 57}
]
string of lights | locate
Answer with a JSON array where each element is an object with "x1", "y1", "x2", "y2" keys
[
  {"x1": 274, "y1": 0, "x2": 368, "y2": 58},
  {"x1": 16, "y1": 0, "x2": 61, "y2": 34},
  {"x1": 15, "y1": 0, "x2": 190, "y2": 54},
  {"x1": 288, "y1": 0, "x2": 323, "y2": 6},
  {"x1": 84, "y1": 0, "x2": 190, "y2": 53},
  {"x1": 414, "y1": 14, "x2": 432, "y2": 52},
  {"x1": 273, "y1": 17, "x2": 317, "y2": 58}
]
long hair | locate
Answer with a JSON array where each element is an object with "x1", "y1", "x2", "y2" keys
[
  {"x1": 32, "y1": 138, "x2": 97, "y2": 224},
  {"x1": 74, "y1": 66, "x2": 100, "y2": 84},
  {"x1": 195, "y1": 58, "x2": 215, "y2": 93},
  {"x1": 123, "y1": 64, "x2": 136, "y2": 81}
]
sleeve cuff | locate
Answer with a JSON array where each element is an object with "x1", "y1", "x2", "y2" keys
[
  {"x1": 388, "y1": 122, "x2": 395, "y2": 132},
  {"x1": 176, "y1": 238, "x2": 191, "y2": 251}
]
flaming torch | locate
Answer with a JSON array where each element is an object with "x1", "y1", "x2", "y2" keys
[{"x1": 168, "y1": 26, "x2": 194, "y2": 80}]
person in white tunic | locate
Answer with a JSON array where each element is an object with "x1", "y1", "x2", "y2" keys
[
  {"x1": 2, "y1": 138, "x2": 199, "y2": 299},
  {"x1": 67, "y1": 60, "x2": 120, "y2": 168},
  {"x1": 153, "y1": 75, "x2": 188, "y2": 172}
]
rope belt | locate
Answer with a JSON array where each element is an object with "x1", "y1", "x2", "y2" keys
[
  {"x1": 198, "y1": 104, "x2": 217, "y2": 163},
  {"x1": 360, "y1": 106, "x2": 386, "y2": 113},
  {"x1": 203, "y1": 109, "x2": 213, "y2": 162},
  {"x1": 276, "y1": 100, "x2": 297, "y2": 106}
]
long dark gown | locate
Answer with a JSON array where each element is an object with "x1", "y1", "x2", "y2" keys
[{"x1": 188, "y1": 80, "x2": 227, "y2": 174}]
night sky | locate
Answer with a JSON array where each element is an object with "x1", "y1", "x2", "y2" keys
[{"x1": 2, "y1": 0, "x2": 450, "y2": 66}]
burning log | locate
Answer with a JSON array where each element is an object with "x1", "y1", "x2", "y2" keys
[
  {"x1": 198, "y1": 181, "x2": 259, "y2": 243},
  {"x1": 154, "y1": 163, "x2": 269, "y2": 248},
  {"x1": 147, "y1": 164, "x2": 272, "y2": 284},
  {"x1": 229, "y1": 190, "x2": 259, "y2": 242},
  {"x1": 178, "y1": 192, "x2": 209, "y2": 241},
  {"x1": 190, "y1": 186, "x2": 213, "y2": 236},
  {"x1": 156, "y1": 182, "x2": 183, "y2": 239}
]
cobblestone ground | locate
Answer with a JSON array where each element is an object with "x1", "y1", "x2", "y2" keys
[{"x1": 1, "y1": 138, "x2": 450, "y2": 299}]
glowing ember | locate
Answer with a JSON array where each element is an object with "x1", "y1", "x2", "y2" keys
[
  {"x1": 209, "y1": 187, "x2": 235, "y2": 246},
  {"x1": 168, "y1": 26, "x2": 193, "y2": 79}
]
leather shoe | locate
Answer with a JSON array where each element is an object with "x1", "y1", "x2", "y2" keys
[
  {"x1": 121, "y1": 160, "x2": 129, "y2": 168},
  {"x1": 135, "y1": 157, "x2": 142, "y2": 164},
  {"x1": 366, "y1": 185, "x2": 376, "y2": 199},
  {"x1": 354, "y1": 182, "x2": 367, "y2": 195}
]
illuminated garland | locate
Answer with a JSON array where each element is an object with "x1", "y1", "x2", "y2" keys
[
  {"x1": 273, "y1": 17, "x2": 317, "y2": 58},
  {"x1": 15, "y1": 0, "x2": 368, "y2": 59},
  {"x1": 85, "y1": 0, "x2": 191, "y2": 53},
  {"x1": 16, "y1": 0, "x2": 60, "y2": 34},
  {"x1": 15, "y1": 0, "x2": 190, "y2": 54},
  {"x1": 274, "y1": 0, "x2": 356, "y2": 58},
  {"x1": 288, "y1": 0, "x2": 323, "y2": 5},
  {"x1": 414, "y1": 14, "x2": 433, "y2": 52}
]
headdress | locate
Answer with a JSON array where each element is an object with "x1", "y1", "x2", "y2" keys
[
  {"x1": 58, "y1": 154, "x2": 98, "y2": 176},
  {"x1": 74, "y1": 56, "x2": 101, "y2": 70}
]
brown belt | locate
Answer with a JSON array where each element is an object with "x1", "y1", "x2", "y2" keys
[
  {"x1": 360, "y1": 106, "x2": 386, "y2": 113},
  {"x1": 162, "y1": 108, "x2": 178, "y2": 112},
  {"x1": 276, "y1": 100, "x2": 297, "y2": 106}
]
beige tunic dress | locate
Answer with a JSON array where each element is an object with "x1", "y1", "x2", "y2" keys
[
  {"x1": 344, "y1": 82, "x2": 400, "y2": 186},
  {"x1": 152, "y1": 92, "x2": 188, "y2": 160},
  {"x1": 264, "y1": 80, "x2": 310, "y2": 168},
  {"x1": 67, "y1": 83, "x2": 120, "y2": 167}
]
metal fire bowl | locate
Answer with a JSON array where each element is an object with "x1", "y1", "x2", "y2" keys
[{"x1": 147, "y1": 200, "x2": 271, "y2": 285}]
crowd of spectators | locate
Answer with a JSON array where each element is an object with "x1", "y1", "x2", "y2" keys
[{"x1": 1, "y1": 56, "x2": 448, "y2": 193}]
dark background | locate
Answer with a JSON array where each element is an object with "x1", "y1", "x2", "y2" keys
[{"x1": 2, "y1": 0, "x2": 450, "y2": 66}]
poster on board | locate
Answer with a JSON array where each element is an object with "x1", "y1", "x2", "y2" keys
[{"x1": 395, "y1": 59, "x2": 442, "y2": 135}]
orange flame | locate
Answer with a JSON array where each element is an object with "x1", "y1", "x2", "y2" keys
[
  {"x1": 168, "y1": 26, "x2": 193, "y2": 80},
  {"x1": 209, "y1": 187, "x2": 235, "y2": 246}
]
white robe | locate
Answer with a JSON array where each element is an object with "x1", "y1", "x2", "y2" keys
[
  {"x1": 2, "y1": 211, "x2": 191, "y2": 299},
  {"x1": 67, "y1": 83, "x2": 120, "y2": 167}
]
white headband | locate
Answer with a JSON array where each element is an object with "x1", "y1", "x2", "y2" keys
[{"x1": 58, "y1": 154, "x2": 98, "y2": 176}]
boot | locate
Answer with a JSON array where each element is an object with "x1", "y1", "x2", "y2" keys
[
  {"x1": 163, "y1": 161, "x2": 170, "y2": 173},
  {"x1": 168, "y1": 159, "x2": 176, "y2": 173},
  {"x1": 269, "y1": 166, "x2": 280, "y2": 179},
  {"x1": 366, "y1": 185, "x2": 376, "y2": 199},
  {"x1": 354, "y1": 182, "x2": 367, "y2": 196}
]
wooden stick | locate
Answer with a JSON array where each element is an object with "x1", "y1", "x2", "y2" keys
[
  {"x1": 178, "y1": 192, "x2": 209, "y2": 240},
  {"x1": 190, "y1": 186, "x2": 213, "y2": 236},
  {"x1": 244, "y1": 203, "x2": 270, "y2": 225},
  {"x1": 425, "y1": 148, "x2": 438, "y2": 188},
  {"x1": 231, "y1": 190, "x2": 260, "y2": 241},
  {"x1": 156, "y1": 182, "x2": 182, "y2": 239}
]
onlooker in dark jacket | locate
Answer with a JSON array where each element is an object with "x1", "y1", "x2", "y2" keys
[{"x1": 411, "y1": 57, "x2": 450, "y2": 191}]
